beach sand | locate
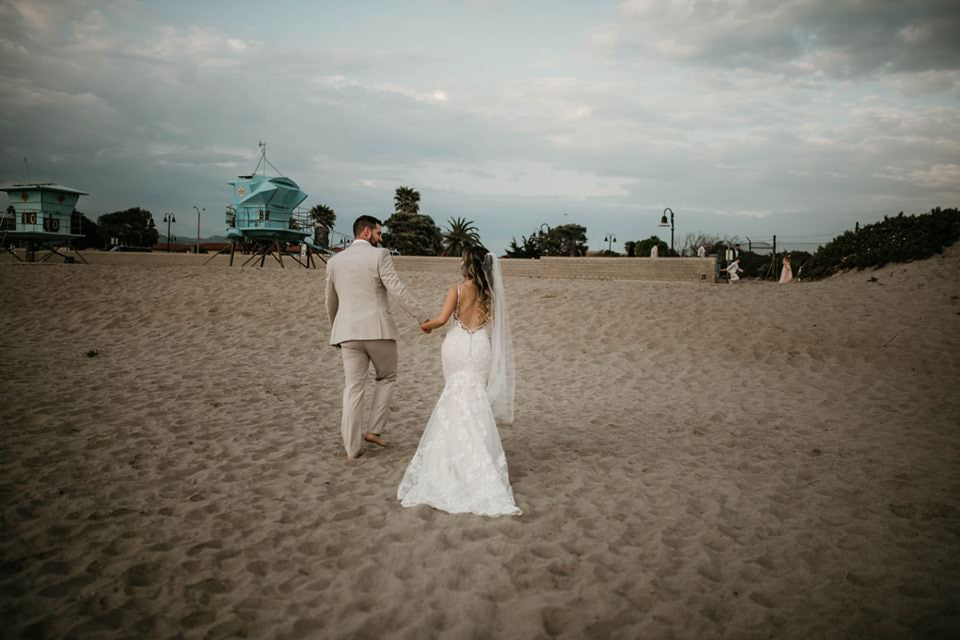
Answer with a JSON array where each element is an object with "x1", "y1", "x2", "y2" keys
[{"x1": 1, "y1": 247, "x2": 958, "y2": 638}]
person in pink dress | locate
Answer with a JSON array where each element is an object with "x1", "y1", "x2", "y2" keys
[{"x1": 779, "y1": 253, "x2": 794, "y2": 284}]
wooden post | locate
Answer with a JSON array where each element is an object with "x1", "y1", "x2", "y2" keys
[{"x1": 768, "y1": 235, "x2": 778, "y2": 280}]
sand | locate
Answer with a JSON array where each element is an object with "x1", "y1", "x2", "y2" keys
[{"x1": 1, "y1": 247, "x2": 958, "y2": 639}]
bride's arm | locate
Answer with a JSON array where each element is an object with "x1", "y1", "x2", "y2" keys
[{"x1": 420, "y1": 284, "x2": 458, "y2": 332}]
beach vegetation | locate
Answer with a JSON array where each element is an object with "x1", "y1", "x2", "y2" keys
[
  {"x1": 309, "y1": 204, "x2": 336, "y2": 248},
  {"x1": 382, "y1": 186, "x2": 443, "y2": 255},
  {"x1": 547, "y1": 224, "x2": 588, "y2": 257},
  {"x1": 96, "y1": 207, "x2": 159, "y2": 248},
  {"x1": 442, "y1": 217, "x2": 481, "y2": 255},
  {"x1": 71, "y1": 211, "x2": 104, "y2": 250},
  {"x1": 383, "y1": 211, "x2": 443, "y2": 255},
  {"x1": 632, "y1": 235, "x2": 670, "y2": 257},
  {"x1": 802, "y1": 208, "x2": 960, "y2": 279},
  {"x1": 505, "y1": 230, "x2": 543, "y2": 258},
  {"x1": 394, "y1": 186, "x2": 420, "y2": 215},
  {"x1": 505, "y1": 223, "x2": 588, "y2": 258}
]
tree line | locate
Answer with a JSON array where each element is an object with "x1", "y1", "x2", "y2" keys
[
  {"x1": 51, "y1": 192, "x2": 738, "y2": 258},
  {"x1": 16, "y1": 207, "x2": 161, "y2": 250},
  {"x1": 38, "y1": 194, "x2": 950, "y2": 271}
]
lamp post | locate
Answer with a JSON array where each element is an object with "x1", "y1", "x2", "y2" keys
[
  {"x1": 163, "y1": 213, "x2": 176, "y2": 252},
  {"x1": 193, "y1": 206, "x2": 205, "y2": 254},
  {"x1": 604, "y1": 233, "x2": 617, "y2": 252},
  {"x1": 659, "y1": 207, "x2": 675, "y2": 254}
]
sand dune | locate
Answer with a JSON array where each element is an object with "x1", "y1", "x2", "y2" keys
[{"x1": 1, "y1": 247, "x2": 958, "y2": 638}]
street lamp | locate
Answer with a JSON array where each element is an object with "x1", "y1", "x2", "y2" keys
[
  {"x1": 163, "y1": 213, "x2": 176, "y2": 252},
  {"x1": 193, "y1": 206, "x2": 205, "y2": 254},
  {"x1": 604, "y1": 233, "x2": 617, "y2": 252},
  {"x1": 659, "y1": 207, "x2": 675, "y2": 254}
]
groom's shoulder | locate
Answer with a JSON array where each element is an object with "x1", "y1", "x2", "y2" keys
[{"x1": 331, "y1": 243, "x2": 383, "y2": 264}]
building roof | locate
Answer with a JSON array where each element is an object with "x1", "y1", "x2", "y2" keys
[{"x1": 1, "y1": 183, "x2": 88, "y2": 196}]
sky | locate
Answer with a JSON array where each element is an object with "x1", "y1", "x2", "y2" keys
[{"x1": 1, "y1": 0, "x2": 958, "y2": 254}]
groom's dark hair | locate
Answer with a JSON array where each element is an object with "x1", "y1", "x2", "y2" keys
[{"x1": 353, "y1": 215, "x2": 381, "y2": 237}]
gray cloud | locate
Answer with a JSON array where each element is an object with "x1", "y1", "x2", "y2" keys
[
  {"x1": 1, "y1": 0, "x2": 957, "y2": 253},
  {"x1": 597, "y1": 0, "x2": 960, "y2": 80}
]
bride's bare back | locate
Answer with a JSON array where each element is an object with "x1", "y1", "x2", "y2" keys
[
  {"x1": 455, "y1": 280, "x2": 488, "y2": 331},
  {"x1": 419, "y1": 280, "x2": 488, "y2": 333}
]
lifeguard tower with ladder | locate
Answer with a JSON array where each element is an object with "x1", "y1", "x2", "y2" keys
[
  {"x1": 205, "y1": 143, "x2": 331, "y2": 268},
  {"x1": 1, "y1": 179, "x2": 88, "y2": 263}
]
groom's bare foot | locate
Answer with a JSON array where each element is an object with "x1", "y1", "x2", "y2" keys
[
  {"x1": 364, "y1": 433, "x2": 386, "y2": 447},
  {"x1": 347, "y1": 450, "x2": 364, "y2": 460}
]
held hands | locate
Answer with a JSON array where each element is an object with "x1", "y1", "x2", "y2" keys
[{"x1": 420, "y1": 320, "x2": 433, "y2": 334}]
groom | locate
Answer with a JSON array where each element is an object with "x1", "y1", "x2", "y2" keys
[{"x1": 325, "y1": 215, "x2": 429, "y2": 459}]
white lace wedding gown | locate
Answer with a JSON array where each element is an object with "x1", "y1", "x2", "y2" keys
[{"x1": 397, "y1": 293, "x2": 521, "y2": 517}]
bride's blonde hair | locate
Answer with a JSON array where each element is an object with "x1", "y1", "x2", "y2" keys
[{"x1": 460, "y1": 245, "x2": 492, "y2": 322}]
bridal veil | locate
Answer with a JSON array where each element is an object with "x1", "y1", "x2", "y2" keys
[{"x1": 483, "y1": 253, "x2": 515, "y2": 425}]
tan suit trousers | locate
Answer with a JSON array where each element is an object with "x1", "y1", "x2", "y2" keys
[{"x1": 340, "y1": 339, "x2": 398, "y2": 457}]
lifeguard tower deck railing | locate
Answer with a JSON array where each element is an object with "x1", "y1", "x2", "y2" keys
[{"x1": 224, "y1": 202, "x2": 313, "y2": 239}]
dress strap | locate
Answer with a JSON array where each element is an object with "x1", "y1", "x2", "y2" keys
[{"x1": 456, "y1": 283, "x2": 461, "y2": 318}]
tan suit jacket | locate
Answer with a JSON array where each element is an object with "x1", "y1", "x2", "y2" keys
[{"x1": 325, "y1": 240, "x2": 426, "y2": 346}]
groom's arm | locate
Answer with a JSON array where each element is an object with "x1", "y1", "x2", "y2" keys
[
  {"x1": 325, "y1": 266, "x2": 339, "y2": 326},
  {"x1": 377, "y1": 250, "x2": 429, "y2": 323}
]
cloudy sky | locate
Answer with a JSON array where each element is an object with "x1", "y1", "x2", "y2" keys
[{"x1": 1, "y1": 0, "x2": 958, "y2": 253}]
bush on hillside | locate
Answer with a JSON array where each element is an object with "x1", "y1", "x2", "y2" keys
[{"x1": 802, "y1": 208, "x2": 960, "y2": 280}]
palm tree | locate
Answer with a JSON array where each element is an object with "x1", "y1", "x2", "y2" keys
[
  {"x1": 309, "y1": 204, "x2": 337, "y2": 247},
  {"x1": 442, "y1": 217, "x2": 481, "y2": 256},
  {"x1": 394, "y1": 186, "x2": 420, "y2": 215}
]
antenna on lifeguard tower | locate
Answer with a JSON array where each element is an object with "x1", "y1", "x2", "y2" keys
[
  {"x1": 252, "y1": 141, "x2": 285, "y2": 177},
  {"x1": 23, "y1": 156, "x2": 30, "y2": 182}
]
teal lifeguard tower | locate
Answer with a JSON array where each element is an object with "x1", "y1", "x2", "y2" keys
[
  {"x1": 1, "y1": 183, "x2": 88, "y2": 263},
  {"x1": 206, "y1": 143, "x2": 329, "y2": 268}
]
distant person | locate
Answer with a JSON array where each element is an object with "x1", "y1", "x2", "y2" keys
[
  {"x1": 779, "y1": 253, "x2": 794, "y2": 284},
  {"x1": 725, "y1": 258, "x2": 742, "y2": 282},
  {"x1": 734, "y1": 244, "x2": 742, "y2": 260},
  {"x1": 650, "y1": 244, "x2": 659, "y2": 258},
  {"x1": 697, "y1": 244, "x2": 706, "y2": 258}
]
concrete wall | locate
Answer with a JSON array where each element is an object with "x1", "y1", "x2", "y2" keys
[{"x1": 394, "y1": 256, "x2": 718, "y2": 283}]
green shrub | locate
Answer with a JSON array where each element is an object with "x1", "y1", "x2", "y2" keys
[{"x1": 803, "y1": 208, "x2": 960, "y2": 280}]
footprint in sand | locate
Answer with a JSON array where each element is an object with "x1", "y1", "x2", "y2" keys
[
  {"x1": 748, "y1": 591, "x2": 777, "y2": 608},
  {"x1": 39, "y1": 573, "x2": 95, "y2": 598},
  {"x1": 186, "y1": 540, "x2": 223, "y2": 557},
  {"x1": 39, "y1": 560, "x2": 71, "y2": 576},
  {"x1": 179, "y1": 609, "x2": 216, "y2": 629},
  {"x1": 122, "y1": 562, "x2": 162, "y2": 588}
]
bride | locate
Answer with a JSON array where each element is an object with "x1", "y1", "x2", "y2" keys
[{"x1": 397, "y1": 246, "x2": 521, "y2": 516}]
